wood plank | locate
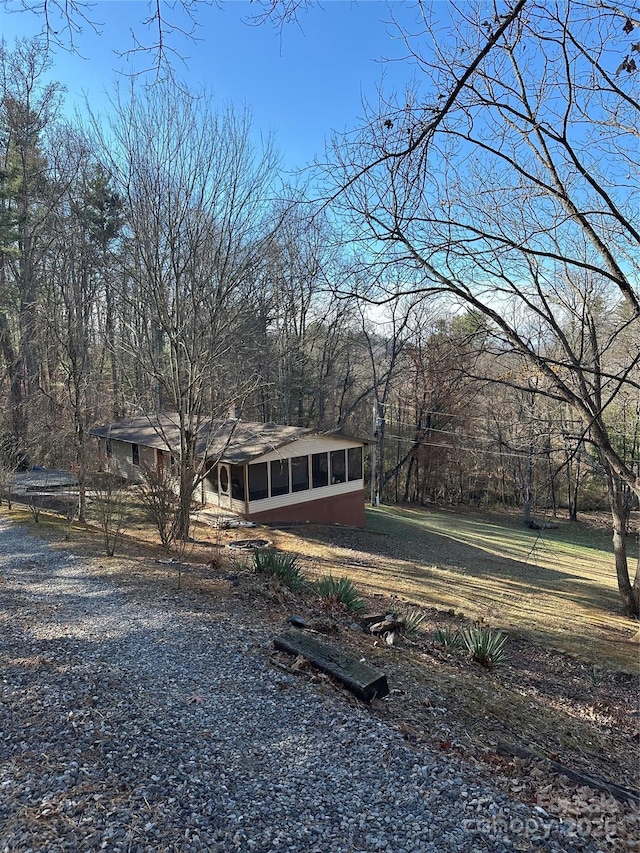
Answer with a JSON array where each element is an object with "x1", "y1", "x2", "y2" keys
[{"x1": 274, "y1": 629, "x2": 389, "y2": 702}]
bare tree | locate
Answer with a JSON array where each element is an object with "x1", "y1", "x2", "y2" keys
[
  {"x1": 1, "y1": 1, "x2": 316, "y2": 78},
  {"x1": 0, "y1": 38, "x2": 66, "y2": 457},
  {"x1": 327, "y1": 1, "x2": 640, "y2": 615},
  {"x1": 41, "y1": 135, "x2": 124, "y2": 522},
  {"x1": 94, "y1": 82, "x2": 280, "y2": 540},
  {"x1": 2, "y1": 1, "x2": 213, "y2": 78},
  {"x1": 137, "y1": 461, "x2": 180, "y2": 551}
]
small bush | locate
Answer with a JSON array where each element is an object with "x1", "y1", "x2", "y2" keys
[
  {"x1": 253, "y1": 548, "x2": 306, "y2": 593},
  {"x1": 313, "y1": 575, "x2": 366, "y2": 613},
  {"x1": 137, "y1": 463, "x2": 180, "y2": 551},
  {"x1": 587, "y1": 664, "x2": 606, "y2": 686},
  {"x1": 434, "y1": 626, "x2": 465, "y2": 651},
  {"x1": 89, "y1": 471, "x2": 130, "y2": 557},
  {"x1": 459, "y1": 624, "x2": 508, "y2": 669}
]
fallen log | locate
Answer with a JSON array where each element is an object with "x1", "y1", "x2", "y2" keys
[{"x1": 274, "y1": 628, "x2": 389, "y2": 702}]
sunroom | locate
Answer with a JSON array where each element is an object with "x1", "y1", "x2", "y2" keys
[{"x1": 91, "y1": 414, "x2": 367, "y2": 527}]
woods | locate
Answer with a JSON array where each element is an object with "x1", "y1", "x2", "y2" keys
[{"x1": 0, "y1": 0, "x2": 638, "y2": 615}]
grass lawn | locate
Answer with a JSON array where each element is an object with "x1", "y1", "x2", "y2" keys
[
  {"x1": 281, "y1": 504, "x2": 639, "y2": 673},
  {"x1": 5, "y1": 499, "x2": 639, "y2": 672}
]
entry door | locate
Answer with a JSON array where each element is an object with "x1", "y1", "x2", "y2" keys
[{"x1": 219, "y1": 464, "x2": 232, "y2": 508}]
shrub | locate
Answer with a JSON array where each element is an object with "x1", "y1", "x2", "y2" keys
[
  {"x1": 253, "y1": 548, "x2": 306, "y2": 593},
  {"x1": 434, "y1": 626, "x2": 465, "y2": 651},
  {"x1": 137, "y1": 463, "x2": 180, "y2": 551},
  {"x1": 313, "y1": 575, "x2": 366, "y2": 613},
  {"x1": 227, "y1": 552, "x2": 251, "y2": 574},
  {"x1": 459, "y1": 624, "x2": 508, "y2": 669},
  {"x1": 89, "y1": 471, "x2": 130, "y2": 557}
]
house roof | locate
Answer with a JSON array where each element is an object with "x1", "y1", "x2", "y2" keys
[{"x1": 90, "y1": 414, "x2": 351, "y2": 465}]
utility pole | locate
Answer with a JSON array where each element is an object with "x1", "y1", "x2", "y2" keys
[
  {"x1": 370, "y1": 399, "x2": 376, "y2": 506},
  {"x1": 370, "y1": 399, "x2": 381, "y2": 507}
]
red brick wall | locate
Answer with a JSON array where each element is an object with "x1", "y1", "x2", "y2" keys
[{"x1": 247, "y1": 490, "x2": 366, "y2": 528}]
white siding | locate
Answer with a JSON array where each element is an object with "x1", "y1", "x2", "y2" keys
[
  {"x1": 229, "y1": 497, "x2": 246, "y2": 514},
  {"x1": 256, "y1": 435, "x2": 362, "y2": 463},
  {"x1": 244, "y1": 436, "x2": 364, "y2": 514},
  {"x1": 203, "y1": 480, "x2": 218, "y2": 505}
]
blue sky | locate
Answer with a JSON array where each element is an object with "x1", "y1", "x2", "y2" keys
[{"x1": 0, "y1": 1, "x2": 428, "y2": 173}]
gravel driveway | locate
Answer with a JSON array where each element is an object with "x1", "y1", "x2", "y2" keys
[{"x1": 0, "y1": 518, "x2": 599, "y2": 853}]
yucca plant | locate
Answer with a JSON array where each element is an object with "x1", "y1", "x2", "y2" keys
[
  {"x1": 227, "y1": 552, "x2": 251, "y2": 574},
  {"x1": 402, "y1": 609, "x2": 427, "y2": 636},
  {"x1": 459, "y1": 624, "x2": 508, "y2": 669},
  {"x1": 253, "y1": 548, "x2": 306, "y2": 593},
  {"x1": 587, "y1": 664, "x2": 606, "y2": 686},
  {"x1": 313, "y1": 575, "x2": 366, "y2": 613},
  {"x1": 434, "y1": 626, "x2": 465, "y2": 651}
]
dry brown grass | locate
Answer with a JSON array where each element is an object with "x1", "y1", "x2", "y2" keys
[
  {"x1": 270, "y1": 505, "x2": 639, "y2": 673},
  {"x1": 6, "y1": 500, "x2": 638, "y2": 672}
]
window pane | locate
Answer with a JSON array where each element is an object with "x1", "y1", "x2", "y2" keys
[
  {"x1": 231, "y1": 465, "x2": 245, "y2": 501},
  {"x1": 312, "y1": 452, "x2": 329, "y2": 488},
  {"x1": 270, "y1": 459, "x2": 289, "y2": 497},
  {"x1": 348, "y1": 446, "x2": 363, "y2": 481},
  {"x1": 330, "y1": 449, "x2": 346, "y2": 484},
  {"x1": 291, "y1": 456, "x2": 309, "y2": 492},
  {"x1": 131, "y1": 443, "x2": 139, "y2": 466},
  {"x1": 248, "y1": 462, "x2": 268, "y2": 501}
]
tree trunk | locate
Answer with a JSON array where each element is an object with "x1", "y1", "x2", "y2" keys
[
  {"x1": 0, "y1": 312, "x2": 25, "y2": 442},
  {"x1": 104, "y1": 279, "x2": 122, "y2": 420},
  {"x1": 177, "y1": 468, "x2": 193, "y2": 543},
  {"x1": 606, "y1": 467, "x2": 639, "y2": 618}
]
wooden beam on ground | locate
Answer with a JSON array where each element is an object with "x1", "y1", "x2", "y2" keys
[{"x1": 274, "y1": 629, "x2": 389, "y2": 702}]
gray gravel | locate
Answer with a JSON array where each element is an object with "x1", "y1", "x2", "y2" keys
[{"x1": 0, "y1": 518, "x2": 600, "y2": 853}]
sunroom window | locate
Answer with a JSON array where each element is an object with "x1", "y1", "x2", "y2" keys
[{"x1": 270, "y1": 459, "x2": 289, "y2": 496}]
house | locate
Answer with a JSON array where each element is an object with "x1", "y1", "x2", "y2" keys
[{"x1": 90, "y1": 413, "x2": 367, "y2": 527}]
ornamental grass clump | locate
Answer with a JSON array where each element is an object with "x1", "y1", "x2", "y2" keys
[
  {"x1": 253, "y1": 548, "x2": 306, "y2": 593},
  {"x1": 313, "y1": 575, "x2": 366, "y2": 613},
  {"x1": 459, "y1": 624, "x2": 508, "y2": 669}
]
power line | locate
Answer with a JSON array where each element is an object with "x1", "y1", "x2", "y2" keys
[{"x1": 379, "y1": 432, "x2": 634, "y2": 463}]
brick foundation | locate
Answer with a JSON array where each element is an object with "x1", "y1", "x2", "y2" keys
[{"x1": 247, "y1": 490, "x2": 366, "y2": 528}]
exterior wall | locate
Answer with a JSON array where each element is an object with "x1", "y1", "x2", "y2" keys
[
  {"x1": 203, "y1": 434, "x2": 366, "y2": 526},
  {"x1": 248, "y1": 489, "x2": 366, "y2": 527},
  {"x1": 98, "y1": 431, "x2": 367, "y2": 527},
  {"x1": 202, "y1": 464, "x2": 247, "y2": 514},
  {"x1": 99, "y1": 438, "x2": 156, "y2": 483}
]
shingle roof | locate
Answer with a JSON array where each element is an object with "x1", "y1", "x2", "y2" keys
[{"x1": 90, "y1": 414, "x2": 314, "y2": 464}]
